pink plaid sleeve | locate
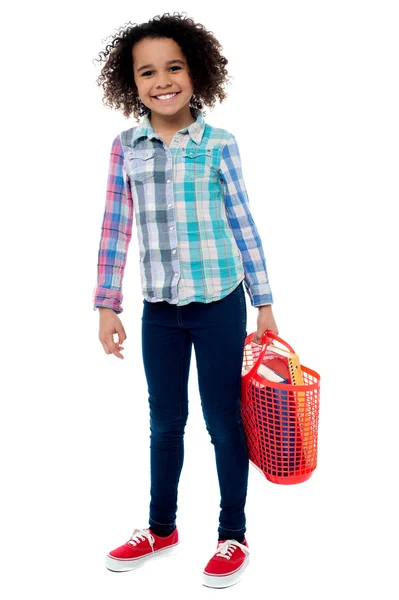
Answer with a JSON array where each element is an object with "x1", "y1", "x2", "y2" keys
[{"x1": 92, "y1": 135, "x2": 134, "y2": 314}]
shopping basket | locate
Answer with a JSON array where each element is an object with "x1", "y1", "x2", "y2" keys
[{"x1": 240, "y1": 329, "x2": 320, "y2": 484}]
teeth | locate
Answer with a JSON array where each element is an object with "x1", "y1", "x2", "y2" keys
[{"x1": 155, "y1": 93, "x2": 177, "y2": 100}]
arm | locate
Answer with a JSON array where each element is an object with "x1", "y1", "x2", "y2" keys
[
  {"x1": 219, "y1": 133, "x2": 274, "y2": 308},
  {"x1": 92, "y1": 135, "x2": 134, "y2": 314}
]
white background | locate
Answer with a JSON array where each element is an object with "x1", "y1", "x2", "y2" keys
[{"x1": 1, "y1": 1, "x2": 398, "y2": 598}]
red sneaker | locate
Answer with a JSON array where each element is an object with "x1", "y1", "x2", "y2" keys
[
  {"x1": 106, "y1": 527, "x2": 179, "y2": 572},
  {"x1": 202, "y1": 538, "x2": 250, "y2": 588}
]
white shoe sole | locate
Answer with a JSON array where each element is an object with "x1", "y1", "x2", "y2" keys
[
  {"x1": 202, "y1": 557, "x2": 250, "y2": 588},
  {"x1": 105, "y1": 541, "x2": 179, "y2": 572}
]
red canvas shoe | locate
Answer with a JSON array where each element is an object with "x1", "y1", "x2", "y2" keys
[
  {"x1": 202, "y1": 538, "x2": 250, "y2": 588},
  {"x1": 106, "y1": 527, "x2": 179, "y2": 572}
]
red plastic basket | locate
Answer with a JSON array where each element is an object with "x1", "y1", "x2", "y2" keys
[{"x1": 241, "y1": 330, "x2": 320, "y2": 484}]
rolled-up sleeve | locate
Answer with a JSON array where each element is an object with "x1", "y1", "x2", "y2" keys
[
  {"x1": 92, "y1": 135, "x2": 134, "y2": 314},
  {"x1": 219, "y1": 133, "x2": 273, "y2": 307}
]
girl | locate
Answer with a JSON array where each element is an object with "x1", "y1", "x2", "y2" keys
[{"x1": 92, "y1": 12, "x2": 279, "y2": 588}]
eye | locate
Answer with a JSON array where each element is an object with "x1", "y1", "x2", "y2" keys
[{"x1": 141, "y1": 66, "x2": 182, "y2": 77}]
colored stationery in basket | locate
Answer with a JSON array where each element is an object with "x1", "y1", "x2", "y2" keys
[
  {"x1": 244, "y1": 351, "x2": 302, "y2": 475},
  {"x1": 262, "y1": 344, "x2": 312, "y2": 467},
  {"x1": 257, "y1": 364, "x2": 300, "y2": 474}
]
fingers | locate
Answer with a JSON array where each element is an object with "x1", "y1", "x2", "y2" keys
[
  {"x1": 102, "y1": 340, "x2": 124, "y2": 357},
  {"x1": 117, "y1": 329, "x2": 127, "y2": 345},
  {"x1": 102, "y1": 334, "x2": 124, "y2": 359},
  {"x1": 99, "y1": 321, "x2": 127, "y2": 360}
]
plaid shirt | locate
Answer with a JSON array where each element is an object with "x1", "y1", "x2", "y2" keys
[{"x1": 92, "y1": 108, "x2": 273, "y2": 314}]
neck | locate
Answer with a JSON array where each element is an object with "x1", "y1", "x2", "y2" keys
[{"x1": 149, "y1": 106, "x2": 196, "y2": 133}]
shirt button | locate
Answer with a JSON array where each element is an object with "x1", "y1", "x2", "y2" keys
[
  {"x1": 172, "y1": 249, "x2": 176, "y2": 254},
  {"x1": 167, "y1": 179, "x2": 172, "y2": 183},
  {"x1": 168, "y1": 203, "x2": 172, "y2": 208},
  {"x1": 170, "y1": 226, "x2": 174, "y2": 230},
  {"x1": 174, "y1": 273, "x2": 179, "y2": 277}
]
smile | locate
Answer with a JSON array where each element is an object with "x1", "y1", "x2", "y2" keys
[{"x1": 152, "y1": 92, "x2": 180, "y2": 103}]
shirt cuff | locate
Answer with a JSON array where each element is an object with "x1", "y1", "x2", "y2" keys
[
  {"x1": 93, "y1": 288, "x2": 123, "y2": 314},
  {"x1": 245, "y1": 283, "x2": 274, "y2": 308}
]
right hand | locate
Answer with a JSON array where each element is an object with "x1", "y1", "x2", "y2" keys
[{"x1": 98, "y1": 307, "x2": 127, "y2": 359}]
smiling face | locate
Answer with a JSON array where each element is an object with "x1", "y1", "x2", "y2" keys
[{"x1": 132, "y1": 37, "x2": 195, "y2": 121}]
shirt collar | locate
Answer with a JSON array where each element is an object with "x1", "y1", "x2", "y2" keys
[{"x1": 131, "y1": 107, "x2": 205, "y2": 147}]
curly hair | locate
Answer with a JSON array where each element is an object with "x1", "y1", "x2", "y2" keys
[{"x1": 93, "y1": 11, "x2": 232, "y2": 121}]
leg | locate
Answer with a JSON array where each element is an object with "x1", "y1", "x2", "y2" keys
[
  {"x1": 141, "y1": 300, "x2": 192, "y2": 534},
  {"x1": 189, "y1": 283, "x2": 249, "y2": 540}
]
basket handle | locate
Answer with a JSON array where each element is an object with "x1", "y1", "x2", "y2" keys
[
  {"x1": 259, "y1": 329, "x2": 296, "y2": 353},
  {"x1": 242, "y1": 329, "x2": 296, "y2": 381}
]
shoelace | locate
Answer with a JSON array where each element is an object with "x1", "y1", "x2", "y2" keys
[
  {"x1": 216, "y1": 539, "x2": 250, "y2": 560},
  {"x1": 127, "y1": 528, "x2": 155, "y2": 553}
]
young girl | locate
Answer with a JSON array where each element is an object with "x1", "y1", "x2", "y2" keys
[{"x1": 93, "y1": 12, "x2": 279, "y2": 588}]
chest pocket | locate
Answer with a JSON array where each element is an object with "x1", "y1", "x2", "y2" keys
[
  {"x1": 126, "y1": 149, "x2": 156, "y2": 182},
  {"x1": 182, "y1": 148, "x2": 214, "y2": 181}
]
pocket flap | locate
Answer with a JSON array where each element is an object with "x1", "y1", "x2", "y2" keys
[
  {"x1": 182, "y1": 148, "x2": 212, "y2": 159},
  {"x1": 127, "y1": 148, "x2": 156, "y2": 161}
]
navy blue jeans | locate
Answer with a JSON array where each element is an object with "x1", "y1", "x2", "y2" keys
[{"x1": 141, "y1": 281, "x2": 249, "y2": 540}]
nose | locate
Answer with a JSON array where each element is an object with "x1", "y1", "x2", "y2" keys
[
  {"x1": 155, "y1": 73, "x2": 173, "y2": 89},
  {"x1": 156, "y1": 83, "x2": 173, "y2": 91}
]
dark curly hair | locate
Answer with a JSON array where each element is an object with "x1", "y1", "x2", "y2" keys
[{"x1": 93, "y1": 11, "x2": 232, "y2": 121}]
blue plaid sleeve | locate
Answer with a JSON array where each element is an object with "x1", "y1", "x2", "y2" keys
[{"x1": 219, "y1": 134, "x2": 274, "y2": 307}]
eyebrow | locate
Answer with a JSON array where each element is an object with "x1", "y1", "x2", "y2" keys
[{"x1": 136, "y1": 59, "x2": 185, "y2": 73}]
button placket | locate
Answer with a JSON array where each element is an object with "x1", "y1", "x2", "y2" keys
[{"x1": 164, "y1": 152, "x2": 179, "y2": 280}]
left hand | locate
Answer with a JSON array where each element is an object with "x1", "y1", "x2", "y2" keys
[{"x1": 252, "y1": 305, "x2": 279, "y2": 345}]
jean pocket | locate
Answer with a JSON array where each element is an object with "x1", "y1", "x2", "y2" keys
[{"x1": 126, "y1": 148, "x2": 156, "y2": 182}]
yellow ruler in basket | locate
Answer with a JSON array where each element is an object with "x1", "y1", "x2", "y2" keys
[{"x1": 267, "y1": 344, "x2": 311, "y2": 465}]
